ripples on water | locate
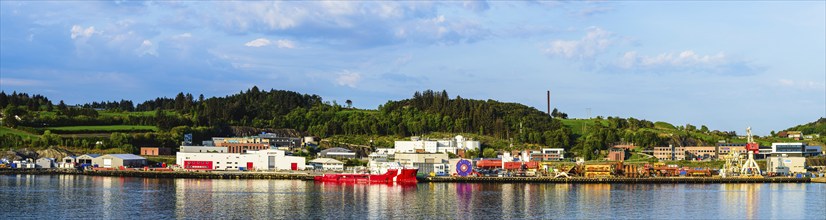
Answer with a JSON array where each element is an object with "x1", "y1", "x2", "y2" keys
[{"x1": 1, "y1": 175, "x2": 824, "y2": 219}]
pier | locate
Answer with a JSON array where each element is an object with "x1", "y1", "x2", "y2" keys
[
  {"x1": 0, "y1": 168, "x2": 313, "y2": 180},
  {"x1": 1, "y1": 168, "x2": 814, "y2": 183}
]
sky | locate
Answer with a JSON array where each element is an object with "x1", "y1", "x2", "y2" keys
[{"x1": 0, "y1": 1, "x2": 824, "y2": 135}]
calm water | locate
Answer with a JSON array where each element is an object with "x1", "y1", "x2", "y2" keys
[{"x1": 1, "y1": 175, "x2": 824, "y2": 219}]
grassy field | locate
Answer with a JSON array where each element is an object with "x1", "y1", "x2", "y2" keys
[
  {"x1": 98, "y1": 110, "x2": 177, "y2": 117},
  {"x1": 143, "y1": 155, "x2": 176, "y2": 165},
  {"x1": 46, "y1": 125, "x2": 159, "y2": 132},
  {"x1": 0, "y1": 126, "x2": 39, "y2": 138},
  {"x1": 560, "y1": 118, "x2": 609, "y2": 135}
]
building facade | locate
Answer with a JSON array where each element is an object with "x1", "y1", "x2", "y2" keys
[
  {"x1": 394, "y1": 135, "x2": 480, "y2": 155},
  {"x1": 176, "y1": 149, "x2": 305, "y2": 171},
  {"x1": 653, "y1": 146, "x2": 685, "y2": 161},
  {"x1": 766, "y1": 155, "x2": 807, "y2": 174},
  {"x1": 140, "y1": 147, "x2": 173, "y2": 156},
  {"x1": 769, "y1": 143, "x2": 822, "y2": 157},
  {"x1": 75, "y1": 154, "x2": 100, "y2": 165},
  {"x1": 180, "y1": 146, "x2": 228, "y2": 153},
  {"x1": 319, "y1": 147, "x2": 357, "y2": 159},
  {"x1": 36, "y1": 158, "x2": 55, "y2": 168},
  {"x1": 683, "y1": 146, "x2": 718, "y2": 161},
  {"x1": 530, "y1": 148, "x2": 565, "y2": 161},
  {"x1": 607, "y1": 148, "x2": 625, "y2": 161},
  {"x1": 92, "y1": 154, "x2": 147, "y2": 168},
  {"x1": 394, "y1": 153, "x2": 449, "y2": 167},
  {"x1": 309, "y1": 158, "x2": 344, "y2": 171}
]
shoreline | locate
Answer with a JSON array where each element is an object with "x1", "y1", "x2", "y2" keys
[
  {"x1": 0, "y1": 168, "x2": 314, "y2": 180},
  {"x1": 1, "y1": 168, "x2": 816, "y2": 184}
]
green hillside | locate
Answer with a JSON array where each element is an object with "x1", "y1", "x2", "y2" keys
[{"x1": 1, "y1": 88, "x2": 822, "y2": 160}]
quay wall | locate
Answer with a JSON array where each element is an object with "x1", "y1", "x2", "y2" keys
[
  {"x1": 424, "y1": 176, "x2": 811, "y2": 184},
  {"x1": 1, "y1": 169, "x2": 813, "y2": 183},
  {"x1": 0, "y1": 168, "x2": 313, "y2": 180}
]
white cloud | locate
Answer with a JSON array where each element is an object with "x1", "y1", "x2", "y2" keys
[
  {"x1": 136, "y1": 40, "x2": 158, "y2": 57},
  {"x1": 214, "y1": 2, "x2": 485, "y2": 46},
  {"x1": 244, "y1": 38, "x2": 295, "y2": 48},
  {"x1": 544, "y1": 27, "x2": 612, "y2": 59},
  {"x1": 335, "y1": 70, "x2": 362, "y2": 87},
  {"x1": 613, "y1": 50, "x2": 762, "y2": 75},
  {"x1": 275, "y1": 39, "x2": 295, "y2": 49},
  {"x1": 172, "y1": 33, "x2": 192, "y2": 40},
  {"x1": 245, "y1": 38, "x2": 271, "y2": 47},
  {"x1": 619, "y1": 50, "x2": 727, "y2": 69},
  {"x1": 70, "y1": 25, "x2": 97, "y2": 39},
  {"x1": 777, "y1": 79, "x2": 826, "y2": 90}
]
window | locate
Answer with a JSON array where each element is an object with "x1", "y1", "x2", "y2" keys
[{"x1": 217, "y1": 162, "x2": 220, "y2": 164}]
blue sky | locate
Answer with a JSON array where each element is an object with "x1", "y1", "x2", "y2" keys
[{"x1": 1, "y1": 1, "x2": 824, "y2": 135}]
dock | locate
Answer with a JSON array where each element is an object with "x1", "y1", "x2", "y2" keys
[
  {"x1": 424, "y1": 176, "x2": 811, "y2": 184},
  {"x1": 0, "y1": 168, "x2": 315, "y2": 180},
  {"x1": 1, "y1": 168, "x2": 815, "y2": 183}
]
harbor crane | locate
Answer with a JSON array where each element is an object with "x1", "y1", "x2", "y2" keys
[{"x1": 740, "y1": 127, "x2": 762, "y2": 177}]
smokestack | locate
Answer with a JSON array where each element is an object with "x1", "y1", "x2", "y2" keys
[{"x1": 547, "y1": 90, "x2": 551, "y2": 116}]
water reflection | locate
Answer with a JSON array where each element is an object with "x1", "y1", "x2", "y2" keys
[{"x1": 1, "y1": 175, "x2": 824, "y2": 219}]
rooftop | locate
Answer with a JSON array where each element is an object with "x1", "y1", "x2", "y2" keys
[
  {"x1": 309, "y1": 158, "x2": 344, "y2": 164},
  {"x1": 107, "y1": 154, "x2": 146, "y2": 160}
]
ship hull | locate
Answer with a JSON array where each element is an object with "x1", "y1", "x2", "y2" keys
[{"x1": 314, "y1": 168, "x2": 418, "y2": 183}]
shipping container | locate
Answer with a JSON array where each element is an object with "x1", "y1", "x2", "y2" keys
[{"x1": 476, "y1": 160, "x2": 502, "y2": 168}]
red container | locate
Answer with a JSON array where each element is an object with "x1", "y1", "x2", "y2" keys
[{"x1": 476, "y1": 160, "x2": 502, "y2": 168}]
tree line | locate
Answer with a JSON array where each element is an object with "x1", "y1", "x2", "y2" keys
[{"x1": 1, "y1": 87, "x2": 738, "y2": 159}]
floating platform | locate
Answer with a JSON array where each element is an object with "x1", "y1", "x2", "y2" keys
[{"x1": 424, "y1": 176, "x2": 810, "y2": 184}]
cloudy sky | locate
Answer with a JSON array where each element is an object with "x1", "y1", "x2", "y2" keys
[{"x1": 1, "y1": 1, "x2": 824, "y2": 134}]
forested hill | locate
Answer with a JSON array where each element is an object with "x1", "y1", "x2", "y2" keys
[
  {"x1": 378, "y1": 90, "x2": 572, "y2": 148},
  {"x1": 782, "y1": 118, "x2": 826, "y2": 136},
  {"x1": 0, "y1": 87, "x2": 788, "y2": 159}
]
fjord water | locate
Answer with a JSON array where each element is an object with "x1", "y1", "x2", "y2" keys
[{"x1": 1, "y1": 175, "x2": 824, "y2": 219}]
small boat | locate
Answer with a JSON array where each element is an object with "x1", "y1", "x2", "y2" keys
[{"x1": 313, "y1": 162, "x2": 418, "y2": 183}]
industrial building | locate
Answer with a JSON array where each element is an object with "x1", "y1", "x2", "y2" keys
[
  {"x1": 318, "y1": 147, "x2": 357, "y2": 159},
  {"x1": 176, "y1": 149, "x2": 305, "y2": 171},
  {"x1": 770, "y1": 143, "x2": 822, "y2": 157},
  {"x1": 209, "y1": 133, "x2": 303, "y2": 151},
  {"x1": 92, "y1": 154, "x2": 147, "y2": 168},
  {"x1": 766, "y1": 155, "x2": 807, "y2": 174},
  {"x1": 140, "y1": 147, "x2": 172, "y2": 156},
  {"x1": 62, "y1": 156, "x2": 77, "y2": 164},
  {"x1": 717, "y1": 143, "x2": 749, "y2": 155},
  {"x1": 394, "y1": 153, "x2": 449, "y2": 167},
  {"x1": 309, "y1": 158, "x2": 344, "y2": 171},
  {"x1": 530, "y1": 148, "x2": 565, "y2": 161},
  {"x1": 180, "y1": 146, "x2": 228, "y2": 153},
  {"x1": 394, "y1": 135, "x2": 480, "y2": 155},
  {"x1": 219, "y1": 143, "x2": 270, "y2": 153},
  {"x1": 75, "y1": 154, "x2": 100, "y2": 165},
  {"x1": 683, "y1": 146, "x2": 718, "y2": 161},
  {"x1": 607, "y1": 147, "x2": 625, "y2": 161},
  {"x1": 653, "y1": 146, "x2": 685, "y2": 161},
  {"x1": 36, "y1": 158, "x2": 56, "y2": 168}
]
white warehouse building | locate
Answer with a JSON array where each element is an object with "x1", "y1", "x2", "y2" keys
[
  {"x1": 176, "y1": 149, "x2": 305, "y2": 171},
  {"x1": 394, "y1": 135, "x2": 480, "y2": 154}
]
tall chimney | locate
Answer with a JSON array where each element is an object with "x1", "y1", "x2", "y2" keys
[{"x1": 547, "y1": 90, "x2": 551, "y2": 116}]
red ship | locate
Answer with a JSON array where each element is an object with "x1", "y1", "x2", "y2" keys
[{"x1": 313, "y1": 168, "x2": 419, "y2": 183}]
